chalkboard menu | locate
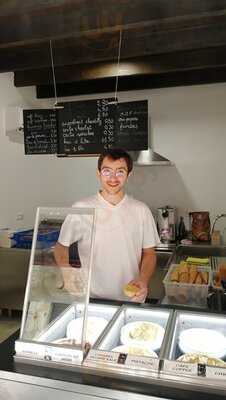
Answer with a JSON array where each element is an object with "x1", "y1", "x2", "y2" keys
[
  {"x1": 57, "y1": 99, "x2": 148, "y2": 155},
  {"x1": 116, "y1": 100, "x2": 148, "y2": 151},
  {"x1": 23, "y1": 109, "x2": 57, "y2": 154},
  {"x1": 57, "y1": 98, "x2": 116, "y2": 155},
  {"x1": 23, "y1": 99, "x2": 148, "y2": 155}
]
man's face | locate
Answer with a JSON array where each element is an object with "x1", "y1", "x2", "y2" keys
[{"x1": 97, "y1": 156, "x2": 129, "y2": 196}]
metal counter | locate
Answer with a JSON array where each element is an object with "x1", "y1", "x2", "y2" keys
[{"x1": 0, "y1": 370, "x2": 170, "y2": 400}]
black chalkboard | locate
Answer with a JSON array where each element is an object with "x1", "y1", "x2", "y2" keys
[
  {"x1": 23, "y1": 109, "x2": 58, "y2": 154},
  {"x1": 57, "y1": 99, "x2": 148, "y2": 155},
  {"x1": 23, "y1": 100, "x2": 148, "y2": 155},
  {"x1": 57, "y1": 98, "x2": 116, "y2": 155},
  {"x1": 116, "y1": 100, "x2": 148, "y2": 151}
]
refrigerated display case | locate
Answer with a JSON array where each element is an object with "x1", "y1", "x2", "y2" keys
[
  {"x1": 13, "y1": 207, "x2": 226, "y2": 398},
  {"x1": 14, "y1": 306, "x2": 226, "y2": 399}
]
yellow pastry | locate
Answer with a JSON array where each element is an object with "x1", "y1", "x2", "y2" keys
[{"x1": 123, "y1": 283, "x2": 139, "y2": 298}]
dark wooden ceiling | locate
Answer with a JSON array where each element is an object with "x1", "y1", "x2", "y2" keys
[{"x1": 1, "y1": 0, "x2": 226, "y2": 97}]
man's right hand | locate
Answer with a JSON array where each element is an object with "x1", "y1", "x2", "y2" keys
[{"x1": 127, "y1": 279, "x2": 148, "y2": 303}]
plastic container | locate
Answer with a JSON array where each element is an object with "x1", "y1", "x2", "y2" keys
[
  {"x1": 12, "y1": 228, "x2": 59, "y2": 249},
  {"x1": 163, "y1": 264, "x2": 210, "y2": 307}
]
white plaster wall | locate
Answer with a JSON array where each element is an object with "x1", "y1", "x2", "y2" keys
[
  {"x1": 127, "y1": 84, "x2": 226, "y2": 229},
  {"x1": 0, "y1": 72, "x2": 225, "y2": 230}
]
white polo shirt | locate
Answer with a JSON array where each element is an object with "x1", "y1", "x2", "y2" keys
[{"x1": 58, "y1": 193, "x2": 160, "y2": 300}]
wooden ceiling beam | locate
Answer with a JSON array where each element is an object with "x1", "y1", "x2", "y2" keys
[
  {"x1": 2, "y1": 0, "x2": 226, "y2": 19},
  {"x1": 36, "y1": 66, "x2": 226, "y2": 98},
  {"x1": 0, "y1": 0, "x2": 226, "y2": 48},
  {"x1": 2, "y1": 0, "x2": 226, "y2": 90},
  {"x1": 1, "y1": 18, "x2": 226, "y2": 73},
  {"x1": 14, "y1": 46, "x2": 226, "y2": 87}
]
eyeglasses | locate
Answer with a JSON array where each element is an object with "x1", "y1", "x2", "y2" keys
[{"x1": 100, "y1": 167, "x2": 127, "y2": 178}]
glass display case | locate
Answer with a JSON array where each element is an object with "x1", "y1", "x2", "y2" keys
[
  {"x1": 13, "y1": 207, "x2": 226, "y2": 397},
  {"x1": 15, "y1": 207, "x2": 119, "y2": 366}
]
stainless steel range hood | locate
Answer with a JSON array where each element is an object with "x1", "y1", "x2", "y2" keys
[
  {"x1": 130, "y1": 147, "x2": 173, "y2": 166},
  {"x1": 128, "y1": 105, "x2": 173, "y2": 165}
]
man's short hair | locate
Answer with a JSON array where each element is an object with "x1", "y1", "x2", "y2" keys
[{"x1": 98, "y1": 149, "x2": 133, "y2": 174}]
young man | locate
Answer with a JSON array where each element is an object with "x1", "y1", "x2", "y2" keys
[{"x1": 54, "y1": 149, "x2": 160, "y2": 302}]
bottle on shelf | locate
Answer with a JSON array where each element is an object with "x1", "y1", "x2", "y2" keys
[{"x1": 177, "y1": 216, "x2": 186, "y2": 241}]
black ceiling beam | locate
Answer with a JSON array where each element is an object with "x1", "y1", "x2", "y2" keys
[
  {"x1": 2, "y1": 17, "x2": 226, "y2": 73},
  {"x1": 1, "y1": 0, "x2": 226, "y2": 48},
  {"x1": 2, "y1": 0, "x2": 226, "y2": 17},
  {"x1": 36, "y1": 65, "x2": 226, "y2": 98},
  {"x1": 14, "y1": 46, "x2": 226, "y2": 87}
]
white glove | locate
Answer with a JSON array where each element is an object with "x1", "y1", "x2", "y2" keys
[{"x1": 57, "y1": 267, "x2": 86, "y2": 297}]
